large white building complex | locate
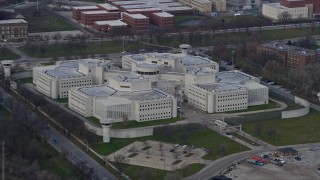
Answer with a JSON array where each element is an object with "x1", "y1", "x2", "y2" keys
[{"x1": 33, "y1": 44, "x2": 269, "y2": 122}]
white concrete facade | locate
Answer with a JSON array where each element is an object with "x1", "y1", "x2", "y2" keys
[{"x1": 262, "y1": 3, "x2": 310, "y2": 21}]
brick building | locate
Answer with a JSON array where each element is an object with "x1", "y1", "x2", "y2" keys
[
  {"x1": 151, "y1": 12, "x2": 174, "y2": 27},
  {"x1": 97, "y1": 3, "x2": 119, "y2": 12},
  {"x1": 72, "y1": 6, "x2": 100, "y2": 21},
  {"x1": 93, "y1": 20, "x2": 127, "y2": 32},
  {"x1": 125, "y1": 8, "x2": 162, "y2": 17},
  {"x1": 280, "y1": 0, "x2": 320, "y2": 14},
  {"x1": 122, "y1": 13, "x2": 149, "y2": 30},
  {"x1": 0, "y1": 19, "x2": 28, "y2": 42},
  {"x1": 257, "y1": 42, "x2": 318, "y2": 69},
  {"x1": 81, "y1": 11, "x2": 120, "y2": 25}
]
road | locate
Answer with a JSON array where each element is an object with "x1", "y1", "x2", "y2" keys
[{"x1": 0, "y1": 87, "x2": 117, "y2": 180}]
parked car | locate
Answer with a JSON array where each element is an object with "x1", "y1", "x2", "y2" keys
[
  {"x1": 295, "y1": 156, "x2": 302, "y2": 161},
  {"x1": 169, "y1": 149, "x2": 175, "y2": 152},
  {"x1": 175, "y1": 144, "x2": 180, "y2": 147},
  {"x1": 183, "y1": 150, "x2": 188, "y2": 154},
  {"x1": 54, "y1": 139, "x2": 59, "y2": 143}
]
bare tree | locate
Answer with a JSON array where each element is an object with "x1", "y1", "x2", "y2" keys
[
  {"x1": 278, "y1": 11, "x2": 292, "y2": 29},
  {"x1": 113, "y1": 154, "x2": 129, "y2": 173},
  {"x1": 122, "y1": 115, "x2": 129, "y2": 127}
]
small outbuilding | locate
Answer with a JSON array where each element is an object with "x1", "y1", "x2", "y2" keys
[{"x1": 277, "y1": 147, "x2": 298, "y2": 157}]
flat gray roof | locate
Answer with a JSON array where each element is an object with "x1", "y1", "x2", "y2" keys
[
  {"x1": 94, "y1": 20, "x2": 127, "y2": 26},
  {"x1": 76, "y1": 85, "x2": 116, "y2": 97},
  {"x1": 116, "y1": 89, "x2": 170, "y2": 101},
  {"x1": 82, "y1": 10, "x2": 108, "y2": 15},
  {"x1": 262, "y1": 42, "x2": 315, "y2": 56},
  {"x1": 180, "y1": 56, "x2": 213, "y2": 66},
  {"x1": 79, "y1": 58, "x2": 110, "y2": 67},
  {"x1": 217, "y1": 71, "x2": 253, "y2": 84},
  {"x1": 129, "y1": 54, "x2": 146, "y2": 61},
  {"x1": 196, "y1": 83, "x2": 244, "y2": 93},
  {"x1": 153, "y1": 12, "x2": 174, "y2": 18},
  {"x1": 0, "y1": 19, "x2": 27, "y2": 24},
  {"x1": 136, "y1": 62, "x2": 159, "y2": 69},
  {"x1": 123, "y1": 12, "x2": 148, "y2": 19},
  {"x1": 112, "y1": 73, "x2": 147, "y2": 82},
  {"x1": 73, "y1": 6, "x2": 99, "y2": 10},
  {"x1": 97, "y1": 3, "x2": 119, "y2": 10},
  {"x1": 186, "y1": 66, "x2": 216, "y2": 75}
]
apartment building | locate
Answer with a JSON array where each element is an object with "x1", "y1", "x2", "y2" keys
[
  {"x1": 151, "y1": 12, "x2": 174, "y2": 27},
  {"x1": 121, "y1": 13, "x2": 149, "y2": 30},
  {"x1": 0, "y1": 19, "x2": 28, "y2": 42}
]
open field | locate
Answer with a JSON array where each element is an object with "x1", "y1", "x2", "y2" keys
[
  {"x1": 111, "y1": 117, "x2": 184, "y2": 129},
  {"x1": 16, "y1": 6, "x2": 75, "y2": 32},
  {"x1": 0, "y1": 47, "x2": 20, "y2": 61},
  {"x1": 243, "y1": 109, "x2": 320, "y2": 146},
  {"x1": 20, "y1": 41, "x2": 155, "y2": 58},
  {"x1": 92, "y1": 124, "x2": 249, "y2": 160}
]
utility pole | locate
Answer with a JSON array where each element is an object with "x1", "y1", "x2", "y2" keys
[{"x1": 1, "y1": 141, "x2": 5, "y2": 180}]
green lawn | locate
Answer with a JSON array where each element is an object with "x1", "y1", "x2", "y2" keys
[
  {"x1": 175, "y1": 15, "x2": 204, "y2": 23},
  {"x1": 232, "y1": 133, "x2": 260, "y2": 146},
  {"x1": 92, "y1": 124, "x2": 248, "y2": 160},
  {"x1": 117, "y1": 163, "x2": 205, "y2": 180},
  {"x1": 226, "y1": 100, "x2": 279, "y2": 114},
  {"x1": 20, "y1": 41, "x2": 148, "y2": 58},
  {"x1": 87, "y1": 116, "x2": 102, "y2": 127},
  {"x1": 34, "y1": 141, "x2": 80, "y2": 178},
  {"x1": 243, "y1": 109, "x2": 320, "y2": 146},
  {"x1": 16, "y1": 6, "x2": 75, "y2": 32},
  {"x1": 18, "y1": 77, "x2": 33, "y2": 84},
  {"x1": 111, "y1": 117, "x2": 184, "y2": 129},
  {"x1": 0, "y1": 48, "x2": 20, "y2": 61},
  {"x1": 56, "y1": 98, "x2": 68, "y2": 104}
]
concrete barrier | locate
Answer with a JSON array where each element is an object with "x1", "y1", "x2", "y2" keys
[
  {"x1": 110, "y1": 127, "x2": 153, "y2": 138},
  {"x1": 281, "y1": 96, "x2": 310, "y2": 119}
]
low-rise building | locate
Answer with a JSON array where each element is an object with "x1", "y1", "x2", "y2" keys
[
  {"x1": 211, "y1": 0, "x2": 226, "y2": 12},
  {"x1": 0, "y1": 19, "x2": 28, "y2": 42},
  {"x1": 262, "y1": 3, "x2": 310, "y2": 21},
  {"x1": 179, "y1": 0, "x2": 212, "y2": 14},
  {"x1": 151, "y1": 12, "x2": 174, "y2": 27},
  {"x1": 257, "y1": 42, "x2": 318, "y2": 69},
  {"x1": 121, "y1": 13, "x2": 149, "y2": 30},
  {"x1": 81, "y1": 11, "x2": 120, "y2": 25},
  {"x1": 72, "y1": 6, "x2": 100, "y2": 21},
  {"x1": 97, "y1": 3, "x2": 119, "y2": 12},
  {"x1": 93, "y1": 20, "x2": 127, "y2": 32}
]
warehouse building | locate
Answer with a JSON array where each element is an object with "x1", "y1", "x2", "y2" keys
[
  {"x1": 81, "y1": 11, "x2": 120, "y2": 25},
  {"x1": 93, "y1": 20, "x2": 127, "y2": 32},
  {"x1": 121, "y1": 13, "x2": 149, "y2": 30},
  {"x1": 0, "y1": 19, "x2": 28, "y2": 42}
]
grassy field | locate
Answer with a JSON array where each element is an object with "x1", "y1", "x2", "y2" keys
[
  {"x1": 56, "y1": 98, "x2": 68, "y2": 104},
  {"x1": 16, "y1": 6, "x2": 75, "y2": 32},
  {"x1": 92, "y1": 124, "x2": 248, "y2": 160},
  {"x1": 20, "y1": 41, "x2": 149, "y2": 58},
  {"x1": 18, "y1": 77, "x2": 33, "y2": 84},
  {"x1": 35, "y1": 141, "x2": 80, "y2": 178},
  {"x1": 232, "y1": 133, "x2": 260, "y2": 146},
  {"x1": 243, "y1": 109, "x2": 320, "y2": 146},
  {"x1": 226, "y1": 100, "x2": 279, "y2": 114},
  {"x1": 87, "y1": 116, "x2": 102, "y2": 127},
  {"x1": 0, "y1": 48, "x2": 20, "y2": 61},
  {"x1": 116, "y1": 163, "x2": 205, "y2": 179},
  {"x1": 111, "y1": 117, "x2": 184, "y2": 129}
]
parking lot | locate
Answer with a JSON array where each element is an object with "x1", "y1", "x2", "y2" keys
[
  {"x1": 225, "y1": 147, "x2": 320, "y2": 180},
  {"x1": 107, "y1": 140, "x2": 207, "y2": 171}
]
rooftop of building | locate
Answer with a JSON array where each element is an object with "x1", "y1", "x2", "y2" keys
[
  {"x1": 97, "y1": 3, "x2": 119, "y2": 10},
  {"x1": 81, "y1": 10, "x2": 109, "y2": 15},
  {"x1": 179, "y1": 55, "x2": 214, "y2": 66},
  {"x1": 186, "y1": 66, "x2": 216, "y2": 75},
  {"x1": 217, "y1": 70, "x2": 254, "y2": 84},
  {"x1": 145, "y1": 53, "x2": 175, "y2": 60},
  {"x1": 136, "y1": 62, "x2": 159, "y2": 69},
  {"x1": 79, "y1": 58, "x2": 110, "y2": 67},
  {"x1": 0, "y1": 19, "x2": 27, "y2": 24},
  {"x1": 44, "y1": 62, "x2": 85, "y2": 79},
  {"x1": 126, "y1": 8, "x2": 162, "y2": 12},
  {"x1": 76, "y1": 85, "x2": 117, "y2": 97},
  {"x1": 112, "y1": 73, "x2": 147, "y2": 82},
  {"x1": 123, "y1": 12, "x2": 148, "y2": 19},
  {"x1": 153, "y1": 12, "x2": 174, "y2": 17},
  {"x1": 243, "y1": 81, "x2": 267, "y2": 90},
  {"x1": 195, "y1": 83, "x2": 244, "y2": 93},
  {"x1": 115, "y1": 88, "x2": 171, "y2": 101},
  {"x1": 262, "y1": 42, "x2": 315, "y2": 56},
  {"x1": 73, "y1": 6, "x2": 99, "y2": 10},
  {"x1": 128, "y1": 54, "x2": 146, "y2": 61},
  {"x1": 112, "y1": 0, "x2": 174, "y2": 6},
  {"x1": 95, "y1": 20, "x2": 127, "y2": 26}
]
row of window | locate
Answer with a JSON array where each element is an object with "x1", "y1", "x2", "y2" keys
[
  {"x1": 61, "y1": 80, "x2": 91, "y2": 85},
  {"x1": 216, "y1": 106, "x2": 246, "y2": 112},
  {"x1": 140, "y1": 115, "x2": 171, "y2": 121},
  {"x1": 61, "y1": 83, "x2": 91, "y2": 88},
  {"x1": 140, "y1": 102, "x2": 170, "y2": 107},
  {"x1": 140, "y1": 112, "x2": 171, "y2": 117},
  {"x1": 136, "y1": 71, "x2": 159, "y2": 75},
  {"x1": 217, "y1": 103, "x2": 246, "y2": 108},
  {"x1": 140, "y1": 106, "x2": 171, "y2": 111}
]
